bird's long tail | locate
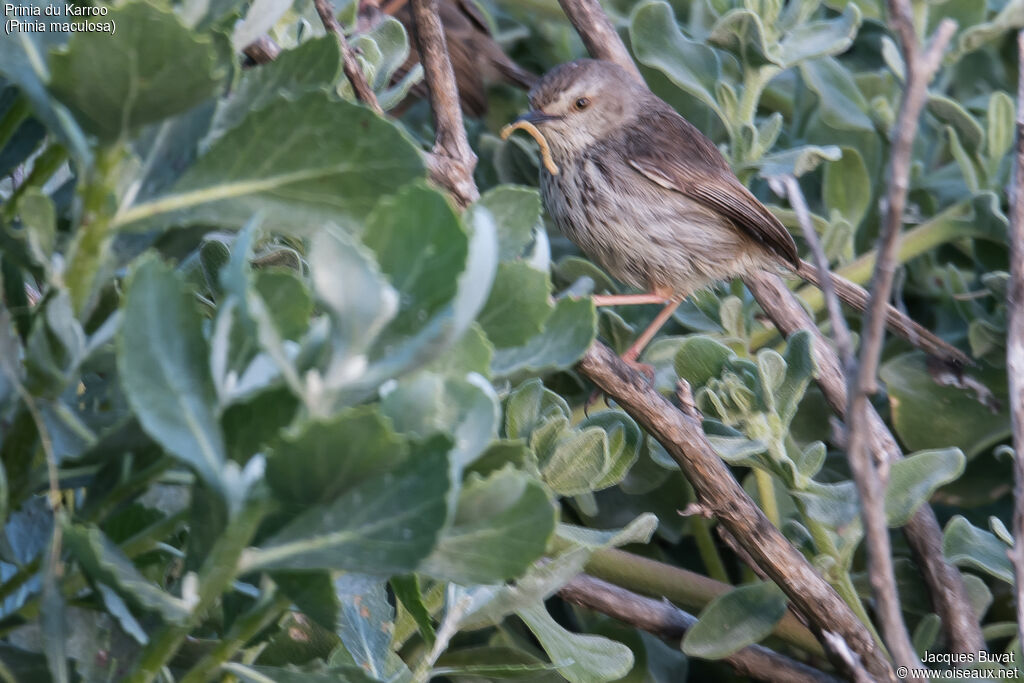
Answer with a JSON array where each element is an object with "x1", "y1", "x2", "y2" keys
[{"x1": 794, "y1": 259, "x2": 971, "y2": 367}]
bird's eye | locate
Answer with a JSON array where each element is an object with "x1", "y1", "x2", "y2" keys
[{"x1": 574, "y1": 97, "x2": 591, "y2": 111}]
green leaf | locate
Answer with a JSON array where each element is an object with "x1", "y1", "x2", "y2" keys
[
  {"x1": 433, "y1": 647, "x2": 561, "y2": 679},
  {"x1": 468, "y1": 186, "x2": 543, "y2": 261},
  {"x1": 207, "y1": 36, "x2": 341, "y2": 145},
  {"x1": 364, "y1": 183, "x2": 468, "y2": 341},
  {"x1": 630, "y1": 1, "x2": 725, "y2": 124},
  {"x1": 708, "y1": 10, "x2": 771, "y2": 65},
  {"x1": 775, "y1": 330, "x2": 816, "y2": 425},
  {"x1": 243, "y1": 439, "x2": 451, "y2": 573},
  {"x1": 504, "y1": 378, "x2": 570, "y2": 442},
  {"x1": 335, "y1": 575, "x2": 394, "y2": 679},
  {"x1": 682, "y1": 582, "x2": 788, "y2": 659},
  {"x1": 380, "y1": 372, "x2": 498, "y2": 469},
  {"x1": 491, "y1": 296, "x2": 597, "y2": 377},
  {"x1": 0, "y1": 0, "x2": 90, "y2": 165},
  {"x1": 987, "y1": 91, "x2": 1015, "y2": 163},
  {"x1": 706, "y1": 434, "x2": 766, "y2": 463},
  {"x1": 943, "y1": 516, "x2": 1013, "y2": 584},
  {"x1": 266, "y1": 406, "x2": 409, "y2": 506},
  {"x1": 64, "y1": 524, "x2": 190, "y2": 624},
  {"x1": 517, "y1": 603, "x2": 634, "y2": 683},
  {"x1": 885, "y1": 448, "x2": 966, "y2": 526},
  {"x1": 426, "y1": 324, "x2": 494, "y2": 377},
  {"x1": 227, "y1": 664, "x2": 381, "y2": 683},
  {"x1": 946, "y1": 125, "x2": 981, "y2": 193},
  {"x1": 580, "y1": 411, "x2": 642, "y2": 489},
  {"x1": 750, "y1": 144, "x2": 842, "y2": 178},
  {"x1": 775, "y1": 5, "x2": 860, "y2": 67},
  {"x1": 118, "y1": 254, "x2": 226, "y2": 491},
  {"x1": 929, "y1": 94, "x2": 984, "y2": 155},
  {"x1": 16, "y1": 188, "x2": 57, "y2": 266},
  {"x1": 421, "y1": 467, "x2": 556, "y2": 583},
  {"x1": 799, "y1": 56, "x2": 875, "y2": 132},
  {"x1": 954, "y1": 0, "x2": 1024, "y2": 60},
  {"x1": 231, "y1": 0, "x2": 294, "y2": 51},
  {"x1": 792, "y1": 480, "x2": 859, "y2": 529},
  {"x1": 673, "y1": 336, "x2": 736, "y2": 387},
  {"x1": 880, "y1": 352, "x2": 1009, "y2": 458},
  {"x1": 116, "y1": 93, "x2": 425, "y2": 232},
  {"x1": 390, "y1": 574, "x2": 435, "y2": 645},
  {"x1": 273, "y1": 571, "x2": 339, "y2": 631},
  {"x1": 540, "y1": 427, "x2": 607, "y2": 496},
  {"x1": 48, "y1": 2, "x2": 229, "y2": 141},
  {"x1": 309, "y1": 228, "x2": 397, "y2": 390},
  {"x1": 478, "y1": 262, "x2": 552, "y2": 348},
  {"x1": 253, "y1": 269, "x2": 312, "y2": 341},
  {"x1": 824, "y1": 147, "x2": 871, "y2": 227}
]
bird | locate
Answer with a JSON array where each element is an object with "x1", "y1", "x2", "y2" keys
[
  {"x1": 511, "y1": 59, "x2": 970, "y2": 371},
  {"x1": 359, "y1": 0, "x2": 537, "y2": 116}
]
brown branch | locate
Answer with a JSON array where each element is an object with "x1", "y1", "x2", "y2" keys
[
  {"x1": 577, "y1": 342, "x2": 895, "y2": 681},
  {"x1": 842, "y1": 3, "x2": 957, "y2": 673},
  {"x1": 242, "y1": 36, "x2": 281, "y2": 66},
  {"x1": 556, "y1": 0, "x2": 643, "y2": 83},
  {"x1": 744, "y1": 272, "x2": 985, "y2": 656},
  {"x1": 1009, "y1": 28, "x2": 1024, "y2": 656},
  {"x1": 409, "y1": 0, "x2": 479, "y2": 207},
  {"x1": 314, "y1": 0, "x2": 384, "y2": 115},
  {"x1": 558, "y1": 574, "x2": 842, "y2": 683}
]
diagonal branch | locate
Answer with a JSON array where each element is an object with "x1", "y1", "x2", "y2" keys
[
  {"x1": 314, "y1": 0, "x2": 384, "y2": 115},
  {"x1": 408, "y1": 0, "x2": 479, "y2": 207},
  {"x1": 1008, "y1": 28, "x2": 1024, "y2": 656},
  {"x1": 556, "y1": 0, "x2": 643, "y2": 83},
  {"x1": 578, "y1": 343, "x2": 894, "y2": 680},
  {"x1": 558, "y1": 573, "x2": 842, "y2": 683},
  {"x1": 842, "y1": 2, "x2": 957, "y2": 673}
]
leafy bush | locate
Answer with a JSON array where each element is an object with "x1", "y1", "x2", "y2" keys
[{"x1": 0, "y1": 0, "x2": 1020, "y2": 680}]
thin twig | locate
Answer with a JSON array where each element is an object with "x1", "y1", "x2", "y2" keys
[
  {"x1": 556, "y1": 0, "x2": 643, "y2": 83},
  {"x1": 408, "y1": 0, "x2": 479, "y2": 207},
  {"x1": 1008, "y1": 28, "x2": 1024, "y2": 656},
  {"x1": 577, "y1": 343, "x2": 894, "y2": 680},
  {"x1": 771, "y1": 176, "x2": 854, "y2": 366},
  {"x1": 314, "y1": 0, "x2": 384, "y2": 115},
  {"x1": 745, "y1": 271, "x2": 986, "y2": 656},
  {"x1": 558, "y1": 574, "x2": 842, "y2": 683},
  {"x1": 843, "y1": 2, "x2": 957, "y2": 673}
]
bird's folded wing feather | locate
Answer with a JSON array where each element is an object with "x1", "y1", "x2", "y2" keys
[{"x1": 625, "y1": 112, "x2": 800, "y2": 269}]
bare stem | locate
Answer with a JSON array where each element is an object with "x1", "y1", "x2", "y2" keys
[
  {"x1": 313, "y1": 0, "x2": 383, "y2": 114},
  {"x1": 1008, "y1": 28, "x2": 1024, "y2": 656},
  {"x1": 558, "y1": 574, "x2": 841, "y2": 683},
  {"x1": 773, "y1": 176, "x2": 854, "y2": 366},
  {"x1": 409, "y1": 0, "x2": 479, "y2": 207},
  {"x1": 841, "y1": 3, "x2": 957, "y2": 674},
  {"x1": 556, "y1": 0, "x2": 643, "y2": 83}
]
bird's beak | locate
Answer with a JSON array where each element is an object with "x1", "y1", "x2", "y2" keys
[{"x1": 515, "y1": 110, "x2": 562, "y2": 125}]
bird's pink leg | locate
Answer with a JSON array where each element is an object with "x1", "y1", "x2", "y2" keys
[
  {"x1": 591, "y1": 293, "x2": 671, "y2": 306},
  {"x1": 621, "y1": 299, "x2": 682, "y2": 364}
]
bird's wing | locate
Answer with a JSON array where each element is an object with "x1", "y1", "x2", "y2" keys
[{"x1": 626, "y1": 112, "x2": 799, "y2": 268}]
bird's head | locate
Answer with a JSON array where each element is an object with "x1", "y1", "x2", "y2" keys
[{"x1": 515, "y1": 59, "x2": 644, "y2": 155}]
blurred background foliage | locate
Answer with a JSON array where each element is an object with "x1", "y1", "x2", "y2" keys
[{"x1": 0, "y1": 0, "x2": 1022, "y2": 680}]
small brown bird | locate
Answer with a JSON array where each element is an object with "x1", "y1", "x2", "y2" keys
[
  {"x1": 360, "y1": 0, "x2": 537, "y2": 116},
  {"x1": 514, "y1": 59, "x2": 969, "y2": 369}
]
